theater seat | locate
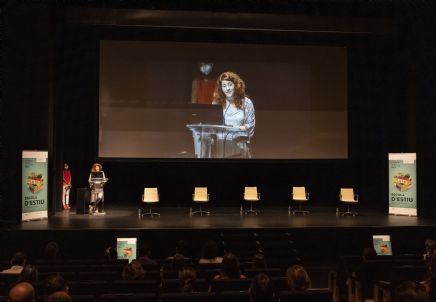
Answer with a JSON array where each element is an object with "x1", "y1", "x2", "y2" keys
[
  {"x1": 160, "y1": 292, "x2": 215, "y2": 302},
  {"x1": 99, "y1": 293, "x2": 158, "y2": 302},
  {"x1": 279, "y1": 288, "x2": 333, "y2": 302}
]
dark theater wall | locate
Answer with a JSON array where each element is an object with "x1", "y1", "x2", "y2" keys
[{"x1": 2, "y1": 1, "x2": 436, "y2": 221}]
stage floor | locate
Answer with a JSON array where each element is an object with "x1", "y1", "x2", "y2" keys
[{"x1": 8, "y1": 205, "x2": 434, "y2": 231}]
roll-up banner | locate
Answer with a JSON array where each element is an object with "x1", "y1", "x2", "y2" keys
[
  {"x1": 388, "y1": 153, "x2": 417, "y2": 216},
  {"x1": 22, "y1": 151, "x2": 48, "y2": 221}
]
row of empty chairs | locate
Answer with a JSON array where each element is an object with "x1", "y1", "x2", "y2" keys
[{"x1": 139, "y1": 187, "x2": 359, "y2": 217}]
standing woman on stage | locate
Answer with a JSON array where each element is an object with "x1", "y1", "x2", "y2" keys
[
  {"x1": 62, "y1": 163, "x2": 72, "y2": 210},
  {"x1": 88, "y1": 163, "x2": 107, "y2": 214},
  {"x1": 213, "y1": 71, "x2": 255, "y2": 157}
]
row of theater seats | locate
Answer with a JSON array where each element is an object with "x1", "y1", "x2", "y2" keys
[
  {"x1": 338, "y1": 255, "x2": 428, "y2": 302},
  {"x1": 220, "y1": 232, "x2": 301, "y2": 267},
  {"x1": 0, "y1": 289, "x2": 333, "y2": 302}
]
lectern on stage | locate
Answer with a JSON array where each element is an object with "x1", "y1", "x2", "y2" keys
[
  {"x1": 186, "y1": 124, "x2": 251, "y2": 158},
  {"x1": 88, "y1": 171, "x2": 108, "y2": 215}
]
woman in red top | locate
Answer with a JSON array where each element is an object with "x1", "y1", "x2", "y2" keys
[{"x1": 62, "y1": 163, "x2": 72, "y2": 210}]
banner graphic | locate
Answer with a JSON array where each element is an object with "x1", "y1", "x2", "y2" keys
[
  {"x1": 22, "y1": 151, "x2": 48, "y2": 221},
  {"x1": 388, "y1": 153, "x2": 417, "y2": 216}
]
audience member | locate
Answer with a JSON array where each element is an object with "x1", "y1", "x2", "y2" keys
[
  {"x1": 8, "y1": 282, "x2": 35, "y2": 302},
  {"x1": 2, "y1": 252, "x2": 27, "y2": 274},
  {"x1": 43, "y1": 241, "x2": 60, "y2": 260},
  {"x1": 172, "y1": 253, "x2": 186, "y2": 271},
  {"x1": 351, "y1": 247, "x2": 378, "y2": 278},
  {"x1": 286, "y1": 265, "x2": 311, "y2": 291},
  {"x1": 19, "y1": 264, "x2": 39, "y2": 283},
  {"x1": 395, "y1": 281, "x2": 429, "y2": 302},
  {"x1": 214, "y1": 253, "x2": 246, "y2": 279},
  {"x1": 122, "y1": 260, "x2": 146, "y2": 280},
  {"x1": 46, "y1": 291, "x2": 73, "y2": 302},
  {"x1": 252, "y1": 253, "x2": 267, "y2": 269},
  {"x1": 421, "y1": 254, "x2": 436, "y2": 293},
  {"x1": 250, "y1": 273, "x2": 275, "y2": 302},
  {"x1": 179, "y1": 267, "x2": 197, "y2": 293},
  {"x1": 103, "y1": 245, "x2": 118, "y2": 260},
  {"x1": 44, "y1": 273, "x2": 68, "y2": 296},
  {"x1": 175, "y1": 240, "x2": 190, "y2": 258},
  {"x1": 199, "y1": 240, "x2": 223, "y2": 264},
  {"x1": 137, "y1": 243, "x2": 159, "y2": 266},
  {"x1": 424, "y1": 239, "x2": 436, "y2": 261}
]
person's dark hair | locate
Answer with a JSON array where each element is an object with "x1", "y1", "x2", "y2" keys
[
  {"x1": 122, "y1": 260, "x2": 145, "y2": 280},
  {"x1": 46, "y1": 291, "x2": 73, "y2": 302},
  {"x1": 252, "y1": 253, "x2": 267, "y2": 269},
  {"x1": 362, "y1": 247, "x2": 377, "y2": 260},
  {"x1": 395, "y1": 281, "x2": 429, "y2": 302},
  {"x1": 201, "y1": 240, "x2": 219, "y2": 260},
  {"x1": 179, "y1": 267, "x2": 197, "y2": 293},
  {"x1": 286, "y1": 265, "x2": 311, "y2": 291},
  {"x1": 10, "y1": 252, "x2": 27, "y2": 266},
  {"x1": 138, "y1": 243, "x2": 152, "y2": 258},
  {"x1": 250, "y1": 273, "x2": 275, "y2": 302},
  {"x1": 221, "y1": 253, "x2": 242, "y2": 279},
  {"x1": 19, "y1": 264, "x2": 39, "y2": 282},
  {"x1": 176, "y1": 240, "x2": 189, "y2": 256},
  {"x1": 44, "y1": 242, "x2": 60, "y2": 260},
  {"x1": 103, "y1": 246, "x2": 118, "y2": 260},
  {"x1": 173, "y1": 253, "x2": 185, "y2": 271},
  {"x1": 44, "y1": 273, "x2": 68, "y2": 296}
]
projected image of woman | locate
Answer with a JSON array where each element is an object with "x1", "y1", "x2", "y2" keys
[{"x1": 213, "y1": 71, "x2": 255, "y2": 158}]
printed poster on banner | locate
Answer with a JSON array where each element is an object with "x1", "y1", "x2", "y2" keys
[
  {"x1": 388, "y1": 153, "x2": 417, "y2": 216},
  {"x1": 22, "y1": 151, "x2": 48, "y2": 221}
]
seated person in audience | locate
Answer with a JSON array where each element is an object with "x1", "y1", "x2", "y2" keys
[
  {"x1": 199, "y1": 240, "x2": 223, "y2": 264},
  {"x1": 252, "y1": 253, "x2": 267, "y2": 269},
  {"x1": 421, "y1": 254, "x2": 436, "y2": 293},
  {"x1": 352, "y1": 247, "x2": 378, "y2": 279},
  {"x1": 213, "y1": 253, "x2": 246, "y2": 279},
  {"x1": 43, "y1": 241, "x2": 60, "y2": 260},
  {"x1": 173, "y1": 253, "x2": 186, "y2": 271},
  {"x1": 44, "y1": 273, "x2": 69, "y2": 296},
  {"x1": 103, "y1": 245, "x2": 118, "y2": 260},
  {"x1": 250, "y1": 273, "x2": 275, "y2": 302},
  {"x1": 179, "y1": 267, "x2": 198, "y2": 293},
  {"x1": 167, "y1": 240, "x2": 192, "y2": 263},
  {"x1": 424, "y1": 239, "x2": 436, "y2": 261},
  {"x1": 122, "y1": 260, "x2": 145, "y2": 280},
  {"x1": 8, "y1": 282, "x2": 35, "y2": 302},
  {"x1": 18, "y1": 264, "x2": 39, "y2": 283},
  {"x1": 395, "y1": 281, "x2": 429, "y2": 302},
  {"x1": 137, "y1": 243, "x2": 159, "y2": 267},
  {"x1": 286, "y1": 265, "x2": 311, "y2": 291},
  {"x1": 46, "y1": 291, "x2": 73, "y2": 302},
  {"x1": 2, "y1": 252, "x2": 27, "y2": 274}
]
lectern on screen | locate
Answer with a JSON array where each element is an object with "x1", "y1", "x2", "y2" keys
[{"x1": 99, "y1": 40, "x2": 348, "y2": 159}]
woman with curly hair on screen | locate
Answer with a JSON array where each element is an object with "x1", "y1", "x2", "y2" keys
[{"x1": 213, "y1": 71, "x2": 255, "y2": 158}]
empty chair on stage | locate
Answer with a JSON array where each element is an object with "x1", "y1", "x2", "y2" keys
[
  {"x1": 290, "y1": 186, "x2": 309, "y2": 215},
  {"x1": 140, "y1": 188, "x2": 160, "y2": 218},
  {"x1": 190, "y1": 187, "x2": 210, "y2": 216},
  {"x1": 241, "y1": 187, "x2": 260, "y2": 215},
  {"x1": 339, "y1": 188, "x2": 358, "y2": 216}
]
